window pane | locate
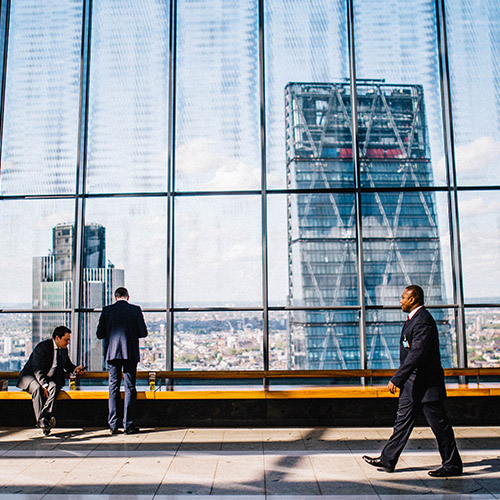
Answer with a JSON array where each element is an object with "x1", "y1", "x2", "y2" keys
[
  {"x1": 276, "y1": 309, "x2": 360, "y2": 370},
  {"x1": 0, "y1": 199, "x2": 75, "y2": 309},
  {"x1": 86, "y1": 0, "x2": 170, "y2": 193},
  {"x1": 174, "y1": 196, "x2": 262, "y2": 307},
  {"x1": 84, "y1": 197, "x2": 167, "y2": 307},
  {"x1": 366, "y1": 308, "x2": 456, "y2": 369},
  {"x1": 445, "y1": 0, "x2": 500, "y2": 185},
  {"x1": 175, "y1": 0, "x2": 260, "y2": 191},
  {"x1": 269, "y1": 310, "x2": 288, "y2": 370},
  {"x1": 459, "y1": 191, "x2": 500, "y2": 303},
  {"x1": 354, "y1": 0, "x2": 446, "y2": 186},
  {"x1": 265, "y1": 0, "x2": 349, "y2": 189},
  {"x1": 362, "y1": 191, "x2": 452, "y2": 306},
  {"x1": 0, "y1": 0, "x2": 82, "y2": 195},
  {"x1": 466, "y1": 308, "x2": 500, "y2": 368},
  {"x1": 82, "y1": 312, "x2": 165, "y2": 371},
  {"x1": 174, "y1": 311, "x2": 263, "y2": 370},
  {"x1": 268, "y1": 193, "x2": 358, "y2": 307},
  {"x1": 0, "y1": 313, "x2": 34, "y2": 371}
]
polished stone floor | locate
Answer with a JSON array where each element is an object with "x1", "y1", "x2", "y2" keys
[{"x1": 0, "y1": 426, "x2": 499, "y2": 498}]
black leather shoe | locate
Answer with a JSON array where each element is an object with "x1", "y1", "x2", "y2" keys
[
  {"x1": 124, "y1": 427, "x2": 140, "y2": 435},
  {"x1": 362, "y1": 455, "x2": 394, "y2": 473},
  {"x1": 109, "y1": 428, "x2": 120, "y2": 435},
  {"x1": 428, "y1": 466, "x2": 462, "y2": 477},
  {"x1": 42, "y1": 417, "x2": 56, "y2": 436}
]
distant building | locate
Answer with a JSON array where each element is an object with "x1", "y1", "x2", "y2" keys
[
  {"x1": 285, "y1": 81, "x2": 453, "y2": 369},
  {"x1": 32, "y1": 223, "x2": 124, "y2": 369}
]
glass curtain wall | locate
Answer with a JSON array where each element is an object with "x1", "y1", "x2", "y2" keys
[{"x1": 0, "y1": 0, "x2": 499, "y2": 372}]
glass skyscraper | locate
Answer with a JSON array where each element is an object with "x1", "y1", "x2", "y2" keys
[
  {"x1": 32, "y1": 223, "x2": 124, "y2": 369},
  {"x1": 286, "y1": 81, "x2": 453, "y2": 369}
]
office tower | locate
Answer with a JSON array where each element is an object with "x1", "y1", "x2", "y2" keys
[
  {"x1": 285, "y1": 81, "x2": 453, "y2": 370},
  {"x1": 32, "y1": 223, "x2": 124, "y2": 369}
]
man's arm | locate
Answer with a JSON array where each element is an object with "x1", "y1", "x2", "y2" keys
[
  {"x1": 390, "y1": 320, "x2": 434, "y2": 389},
  {"x1": 137, "y1": 308, "x2": 148, "y2": 339},
  {"x1": 62, "y1": 350, "x2": 77, "y2": 374},
  {"x1": 96, "y1": 308, "x2": 107, "y2": 339},
  {"x1": 31, "y1": 342, "x2": 50, "y2": 387}
]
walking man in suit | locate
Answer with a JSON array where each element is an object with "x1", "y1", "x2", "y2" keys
[
  {"x1": 96, "y1": 287, "x2": 148, "y2": 435},
  {"x1": 362, "y1": 285, "x2": 462, "y2": 477},
  {"x1": 17, "y1": 326, "x2": 85, "y2": 435}
]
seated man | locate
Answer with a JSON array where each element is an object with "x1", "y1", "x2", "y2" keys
[{"x1": 17, "y1": 326, "x2": 85, "y2": 435}]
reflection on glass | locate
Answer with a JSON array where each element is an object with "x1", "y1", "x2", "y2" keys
[
  {"x1": 174, "y1": 311, "x2": 263, "y2": 370},
  {"x1": 362, "y1": 191, "x2": 452, "y2": 306},
  {"x1": 354, "y1": 0, "x2": 445, "y2": 185},
  {"x1": 87, "y1": 0, "x2": 169, "y2": 193},
  {"x1": 265, "y1": 0, "x2": 348, "y2": 189},
  {"x1": 459, "y1": 191, "x2": 500, "y2": 303},
  {"x1": 175, "y1": 0, "x2": 260, "y2": 191},
  {"x1": 445, "y1": 0, "x2": 500, "y2": 185},
  {"x1": 466, "y1": 308, "x2": 500, "y2": 367},
  {"x1": 174, "y1": 196, "x2": 262, "y2": 307},
  {"x1": 85, "y1": 197, "x2": 167, "y2": 307},
  {"x1": 0, "y1": 0, "x2": 82, "y2": 195},
  {"x1": 366, "y1": 308, "x2": 456, "y2": 369}
]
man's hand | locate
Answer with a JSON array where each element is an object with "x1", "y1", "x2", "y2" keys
[
  {"x1": 42, "y1": 386, "x2": 49, "y2": 399},
  {"x1": 75, "y1": 365, "x2": 86, "y2": 375},
  {"x1": 388, "y1": 380, "x2": 399, "y2": 394}
]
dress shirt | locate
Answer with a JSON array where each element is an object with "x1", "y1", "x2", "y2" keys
[
  {"x1": 408, "y1": 305, "x2": 424, "y2": 321},
  {"x1": 44, "y1": 340, "x2": 60, "y2": 388}
]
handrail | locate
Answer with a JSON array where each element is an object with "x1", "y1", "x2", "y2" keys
[{"x1": 1, "y1": 367, "x2": 499, "y2": 381}]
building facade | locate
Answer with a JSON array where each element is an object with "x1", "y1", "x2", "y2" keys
[
  {"x1": 32, "y1": 223, "x2": 124, "y2": 369},
  {"x1": 286, "y1": 81, "x2": 454, "y2": 369}
]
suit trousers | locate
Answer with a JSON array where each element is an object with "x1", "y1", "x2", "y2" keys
[
  {"x1": 381, "y1": 396, "x2": 462, "y2": 469},
  {"x1": 107, "y1": 360, "x2": 137, "y2": 431},
  {"x1": 23, "y1": 376, "x2": 58, "y2": 425}
]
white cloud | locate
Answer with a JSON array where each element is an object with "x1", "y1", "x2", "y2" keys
[
  {"x1": 455, "y1": 136, "x2": 500, "y2": 173},
  {"x1": 176, "y1": 138, "x2": 260, "y2": 190},
  {"x1": 459, "y1": 196, "x2": 500, "y2": 217},
  {"x1": 436, "y1": 136, "x2": 500, "y2": 176}
]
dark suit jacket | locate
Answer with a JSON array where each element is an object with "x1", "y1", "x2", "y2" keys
[
  {"x1": 390, "y1": 307, "x2": 446, "y2": 403},
  {"x1": 96, "y1": 300, "x2": 148, "y2": 363},
  {"x1": 17, "y1": 339, "x2": 76, "y2": 390}
]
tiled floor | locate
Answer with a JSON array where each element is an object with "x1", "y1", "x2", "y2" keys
[{"x1": 0, "y1": 426, "x2": 499, "y2": 498}]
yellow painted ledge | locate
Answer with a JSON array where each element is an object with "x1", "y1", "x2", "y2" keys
[{"x1": 1, "y1": 385, "x2": 499, "y2": 400}]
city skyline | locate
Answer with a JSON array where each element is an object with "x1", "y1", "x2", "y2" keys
[{"x1": 1, "y1": 0, "x2": 500, "y2": 373}]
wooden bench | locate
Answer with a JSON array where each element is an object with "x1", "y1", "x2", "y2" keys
[{"x1": 1, "y1": 368, "x2": 498, "y2": 400}]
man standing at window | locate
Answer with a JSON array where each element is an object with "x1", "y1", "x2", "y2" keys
[
  {"x1": 362, "y1": 285, "x2": 462, "y2": 477},
  {"x1": 18, "y1": 326, "x2": 85, "y2": 435},
  {"x1": 96, "y1": 287, "x2": 148, "y2": 435}
]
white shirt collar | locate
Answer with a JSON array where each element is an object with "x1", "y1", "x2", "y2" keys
[{"x1": 408, "y1": 305, "x2": 424, "y2": 320}]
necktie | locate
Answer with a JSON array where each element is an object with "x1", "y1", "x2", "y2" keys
[{"x1": 55, "y1": 348, "x2": 65, "y2": 387}]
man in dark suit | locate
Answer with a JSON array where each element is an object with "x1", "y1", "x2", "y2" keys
[
  {"x1": 362, "y1": 285, "x2": 462, "y2": 477},
  {"x1": 17, "y1": 326, "x2": 85, "y2": 435},
  {"x1": 96, "y1": 287, "x2": 148, "y2": 435}
]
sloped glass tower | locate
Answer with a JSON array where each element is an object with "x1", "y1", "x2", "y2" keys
[{"x1": 286, "y1": 81, "x2": 453, "y2": 370}]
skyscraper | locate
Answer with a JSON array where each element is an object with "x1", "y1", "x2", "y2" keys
[
  {"x1": 286, "y1": 81, "x2": 453, "y2": 370},
  {"x1": 32, "y1": 222, "x2": 124, "y2": 369}
]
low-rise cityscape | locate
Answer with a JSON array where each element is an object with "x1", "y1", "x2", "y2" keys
[{"x1": 1, "y1": 308, "x2": 499, "y2": 372}]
